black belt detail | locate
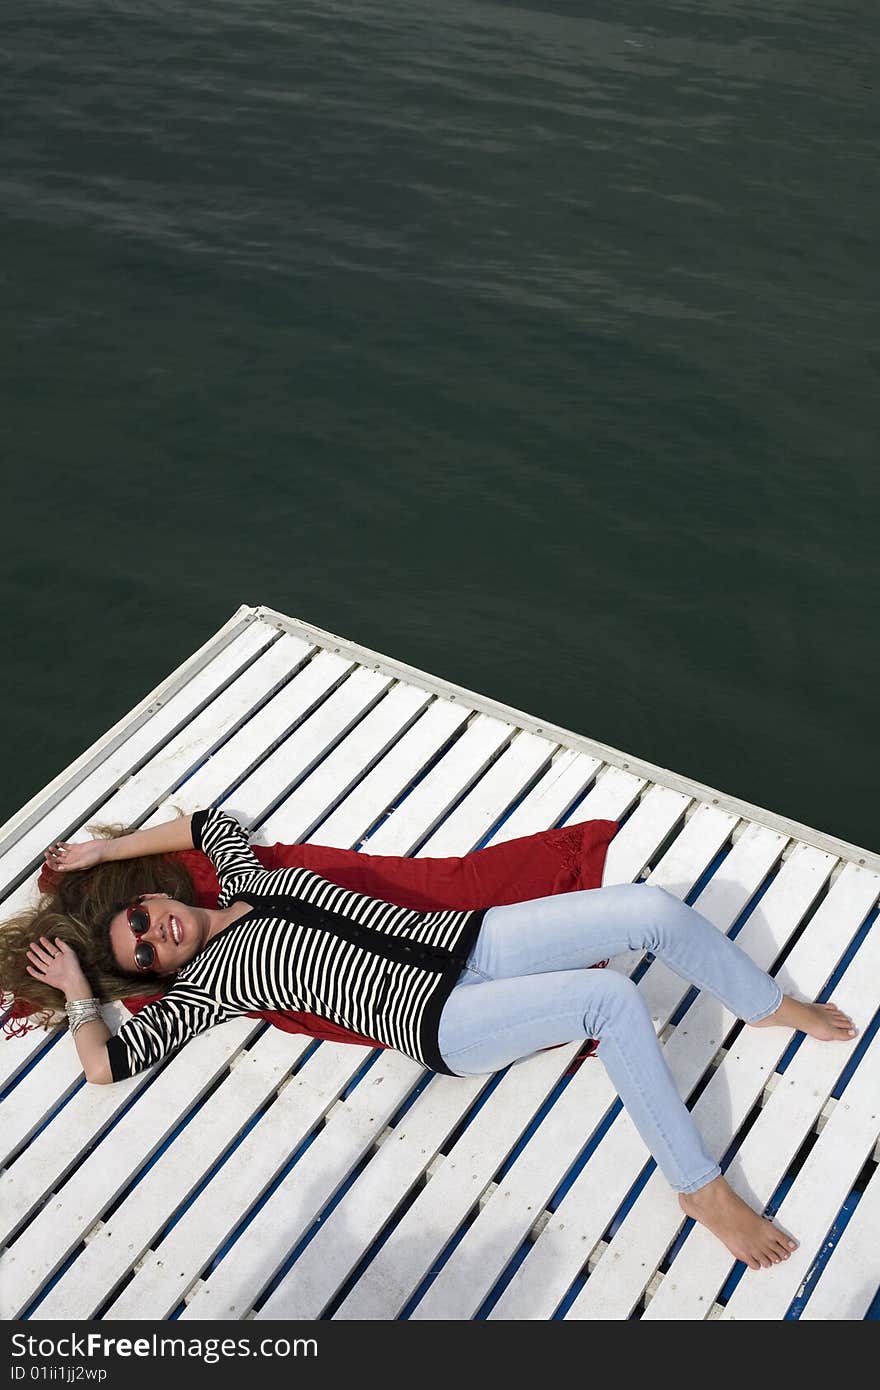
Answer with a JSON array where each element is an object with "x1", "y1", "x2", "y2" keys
[{"x1": 245, "y1": 894, "x2": 469, "y2": 971}]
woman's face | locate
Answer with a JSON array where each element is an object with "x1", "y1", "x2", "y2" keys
[{"x1": 107, "y1": 894, "x2": 206, "y2": 977}]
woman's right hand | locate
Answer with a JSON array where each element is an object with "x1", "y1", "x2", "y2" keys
[
  {"x1": 44, "y1": 839, "x2": 106, "y2": 873},
  {"x1": 26, "y1": 937, "x2": 91, "y2": 999}
]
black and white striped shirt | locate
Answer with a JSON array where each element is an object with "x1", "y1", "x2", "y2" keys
[{"x1": 106, "y1": 807, "x2": 485, "y2": 1080}]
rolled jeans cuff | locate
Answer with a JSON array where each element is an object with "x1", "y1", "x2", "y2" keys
[
  {"x1": 675, "y1": 1162, "x2": 723, "y2": 1195},
  {"x1": 744, "y1": 976, "x2": 784, "y2": 1024}
]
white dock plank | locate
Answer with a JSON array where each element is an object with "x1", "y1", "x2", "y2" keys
[
  {"x1": 333, "y1": 1043, "x2": 583, "y2": 1320},
  {"x1": 564, "y1": 765, "x2": 645, "y2": 830},
  {"x1": 254, "y1": 1071, "x2": 490, "y2": 1320},
  {"x1": 648, "y1": 804, "x2": 738, "y2": 896},
  {"x1": 0, "y1": 621, "x2": 277, "y2": 915},
  {"x1": 314, "y1": 697, "x2": 472, "y2": 849},
  {"x1": 490, "y1": 841, "x2": 836, "y2": 1320},
  {"x1": 0, "y1": 1018, "x2": 261, "y2": 1319},
  {"x1": 722, "y1": 1026, "x2": 880, "y2": 1322},
  {"x1": 601, "y1": 784, "x2": 691, "y2": 887},
  {"x1": 92, "y1": 637, "x2": 312, "y2": 830},
  {"x1": 226, "y1": 667, "x2": 395, "y2": 833},
  {"x1": 0, "y1": 1042, "x2": 157, "y2": 1247},
  {"x1": 0, "y1": 607, "x2": 254, "y2": 847},
  {"x1": 418, "y1": 730, "x2": 558, "y2": 856},
  {"x1": 0, "y1": 1005, "x2": 123, "y2": 1168},
  {"x1": 669, "y1": 822, "x2": 788, "y2": 943},
  {"x1": 180, "y1": 1050, "x2": 425, "y2": 1320},
  {"x1": 102, "y1": 1042, "x2": 376, "y2": 1320},
  {"x1": 0, "y1": 1025, "x2": 57, "y2": 1090},
  {"x1": 361, "y1": 713, "x2": 514, "y2": 856},
  {"x1": 259, "y1": 682, "x2": 433, "y2": 844},
  {"x1": 485, "y1": 749, "x2": 602, "y2": 843},
  {"x1": 410, "y1": 1055, "x2": 614, "y2": 1322},
  {"x1": 799, "y1": 1162, "x2": 880, "y2": 1321},
  {"x1": 636, "y1": 882, "x2": 880, "y2": 1320},
  {"x1": 31, "y1": 1028, "x2": 311, "y2": 1321},
  {"x1": 139, "y1": 635, "x2": 329, "y2": 822}
]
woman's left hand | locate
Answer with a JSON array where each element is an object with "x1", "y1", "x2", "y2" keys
[
  {"x1": 43, "y1": 840, "x2": 105, "y2": 873},
  {"x1": 26, "y1": 937, "x2": 91, "y2": 998}
]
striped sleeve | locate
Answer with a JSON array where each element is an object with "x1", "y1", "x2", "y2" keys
[
  {"x1": 106, "y1": 985, "x2": 230, "y2": 1080},
  {"x1": 191, "y1": 807, "x2": 266, "y2": 904}
]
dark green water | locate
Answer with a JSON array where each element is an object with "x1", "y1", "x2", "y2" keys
[{"x1": 2, "y1": 0, "x2": 878, "y2": 850}]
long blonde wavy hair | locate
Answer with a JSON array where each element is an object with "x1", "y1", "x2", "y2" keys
[{"x1": 0, "y1": 828, "x2": 196, "y2": 1032}]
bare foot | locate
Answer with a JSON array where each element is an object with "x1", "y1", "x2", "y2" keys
[
  {"x1": 751, "y1": 995, "x2": 857, "y2": 1041},
  {"x1": 679, "y1": 1176, "x2": 798, "y2": 1270}
]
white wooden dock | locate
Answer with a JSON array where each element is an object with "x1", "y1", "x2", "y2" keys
[{"x1": 1, "y1": 605, "x2": 878, "y2": 1322}]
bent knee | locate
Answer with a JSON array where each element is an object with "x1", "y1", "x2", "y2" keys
[
  {"x1": 640, "y1": 884, "x2": 692, "y2": 946},
  {"x1": 589, "y1": 967, "x2": 647, "y2": 1028},
  {"x1": 641, "y1": 883, "x2": 682, "y2": 915}
]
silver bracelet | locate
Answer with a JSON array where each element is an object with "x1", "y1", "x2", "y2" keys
[
  {"x1": 67, "y1": 1006, "x2": 101, "y2": 1035},
  {"x1": 65, "y1": 997, "x2": 102, "y2": 1035},
  {"x1": 66, "y1": 1000, "x2": 100, "y2": 1034}
]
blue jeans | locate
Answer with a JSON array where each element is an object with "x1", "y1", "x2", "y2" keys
[{"x1": 437, "y1": 883, "x2": 783, "y2": 1194}]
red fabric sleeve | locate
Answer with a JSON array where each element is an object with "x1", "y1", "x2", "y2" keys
[{"x1": 177, "y1": 818, "x2": 616, "y2": 910}]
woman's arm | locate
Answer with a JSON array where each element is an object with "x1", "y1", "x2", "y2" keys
[
  {"x1": 66, "y1": 1015, "x2": 112, "y2": 1085},
  {"x1": 46, "y1": 815, "x2": 195, "y2": 874},
  {"x1": 25, "y1": 938, "x2": 112, "y2": 1084}
]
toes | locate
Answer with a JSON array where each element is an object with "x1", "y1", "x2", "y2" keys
[
  {"x1": 826, "y1": 1004, "x2": 854, "y2": 1026},
  {"x1": 823, "y1": 1003, "x2": 857, "y2": 1037}
]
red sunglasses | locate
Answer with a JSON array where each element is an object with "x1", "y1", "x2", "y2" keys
[{"x1": 126, "y1": 900, "x2": 157, "y2": 971}]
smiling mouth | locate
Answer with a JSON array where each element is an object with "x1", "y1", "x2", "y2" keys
[{"x1": 170, "y1": 916, "x2": 182, "y2": 946}]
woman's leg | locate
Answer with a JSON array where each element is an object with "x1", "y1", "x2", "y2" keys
[
  {"x1": 438, "y1": 965, "x2": 802, "y2": 1268},
  {"x1": 438, "y1": 964, "x2": 720, "y2": 1193},
  {"x1": 470, "y1": 883, "x2": 782, "y2": 1023},
  {"x1": 445, "y1": 884, "x2": 856, "y2": 1269}
]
